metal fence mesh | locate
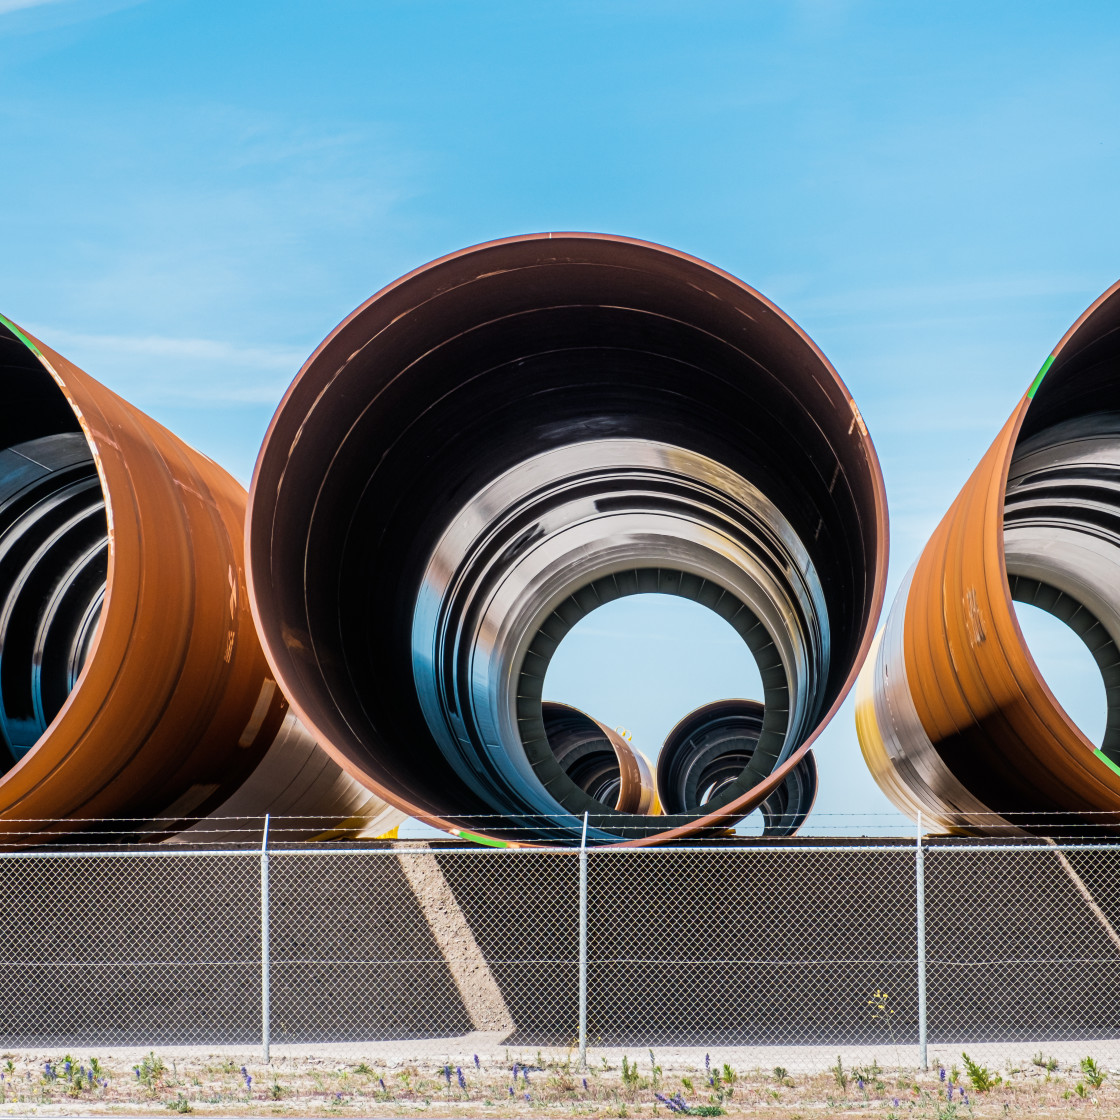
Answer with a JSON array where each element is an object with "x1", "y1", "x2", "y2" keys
[
  {"x1": 270, "y1": 850, "x2": 577, "y2": 1044},
  {"x1": 0, "y1": 852, "x2": 259, "y2": 1047},
  {"x1": 1, "y1": 837, "x2": 1120, "y2": 1071},
  {"x1": 926, "y1": 845, "x2": 1120, "y2": 1058},
  {"x1": 587, "y1": 848, "x2": 917, "y2": 1050}
]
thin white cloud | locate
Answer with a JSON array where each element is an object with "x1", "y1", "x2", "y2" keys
[
  {"x1": 30, "y1": 325, "x2": 306, "y2": 370},
  {"x1": 561, "y1": 626, "x2": 744, "y2": 646},
  {"x1": 793, "y1": 272, "x2": 1098, "y2": 319},
  {"x1": 0, "y1": 0, "x2": 66, "y2": 12},
  {"x1": 0, "y1": 0, "x2": 150, "y2": 47},
  {"x1": 23, "y1": 324, "x2": 308, "y2": 404},
  {"x1": 0, "y1": 0, "x2": 146, "y2": 16}
]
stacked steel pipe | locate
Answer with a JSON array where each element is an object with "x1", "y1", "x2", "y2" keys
[{"x1": 2, "y1": 232, "x2": 894, "y2": 846}]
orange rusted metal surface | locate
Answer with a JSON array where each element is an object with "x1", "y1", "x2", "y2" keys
[
  {"x1": 247, "y1": 232, "x2": 889, "y2": 846},
  {"x1": 0, "y1": 315, "x2": 397, "y2": 841},
  {"x1": 857, "y1": 281, "x2": 1120, "y2": 833}
]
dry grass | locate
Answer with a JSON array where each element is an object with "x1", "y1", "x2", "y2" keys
[{"x1": 0, "y1": 1049, "x2": 1118, "y2": 1117}]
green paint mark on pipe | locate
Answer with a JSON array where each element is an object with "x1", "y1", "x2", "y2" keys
[
  {"x1": 455, "y1": 829, "x2": 509, "y2": 848},
  {"x1": 1094, "y1": 749, "x2": 1120, "y2": 779},
  {"x1": 0, "y1": 313, "x2": 43, "y2": 358},
  {"x1": 1027, "y1": 354, "x2": 1055, "y2": 399}
]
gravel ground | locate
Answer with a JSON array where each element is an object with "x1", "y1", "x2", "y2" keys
[{"x1": 0, "y1": 1039, "x2": 1119, "y2": 1118}]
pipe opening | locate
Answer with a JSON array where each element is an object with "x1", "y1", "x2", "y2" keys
[
  {"x1": 1011, "y1": 597, "x2": 1107, "y2": 747},
  {"x1": 414, "y1": 439, "x2": 822, "y2": 840},
  {"x1": 0, "y1": 325, "x2": 107, "y2": 770},
  {"x1": 855, "y1": 281, "x2": 1120, "y2": 834},
  {"x1": 658, "y1": 698, "x2": 817, "y2": 835},
  {"x1": 542, "y1": 591, "x2": 761, "y2": 801},
  {"x1": 536, "y1": 595, "x2": 821, "y2": 828},
  {"x1": 1005, "y1": 412, "x2": 1120, "y2": 761}
]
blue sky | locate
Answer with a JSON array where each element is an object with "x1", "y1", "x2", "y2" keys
[{"x1": 2, "y1": 0, "x2": 1119, "y2": 831}]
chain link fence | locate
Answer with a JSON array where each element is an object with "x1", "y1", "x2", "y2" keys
[{"x1": 1, "y1": 828, "x2": 1119, "y2": 1072}]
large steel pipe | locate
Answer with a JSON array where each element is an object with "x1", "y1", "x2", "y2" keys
[
  {"x1": 542, "y1": 702, "x2": 658, "y2": 814},
  {"x1": 657, "y1": 699, "x2": 817, "y2": 836},
  {"x1": 856, "y1": 281, "x2": 1120, "y2": 834},
  {"x1": 0, "y1": 315, "x2": 398, "y2": 842},
  {"x1": 247, "y1": 233, "x2": 888, "y2": 845}
]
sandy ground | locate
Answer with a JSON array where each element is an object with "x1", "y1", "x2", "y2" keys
[
  {"x1": 10, "y1": 1034, "x2": 1120, "y2": 1074},
  {"x1": 0, "y1": 1036, "x2": 1119, "y2": 1117}
]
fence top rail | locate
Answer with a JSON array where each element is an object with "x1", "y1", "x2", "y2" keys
[{"x1": 2, "y1": 840, "x2": 1120, "y2": 859}]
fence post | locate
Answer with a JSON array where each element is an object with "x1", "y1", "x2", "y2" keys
[
  {"x1": 261, "y1": 813, "x2": 271, "y2": 1065},
  {"x1": 578, "y1": 811, "x2": 589, "y2": 1071},
  {"x1": 915, "y1": 810, "x2": 927, "y2": 1070}
]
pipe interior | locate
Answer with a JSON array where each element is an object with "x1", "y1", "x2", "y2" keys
[
  {"x1": 0, "y1": 325, "x2": 107, "y2": 770},
  {"x1": 657, "y1": 698, "x2": 817, "y2": 836},
  {"x1": 1005, "y1": 412, "x2": 1120, "y2": 760},
  {"x1": 541, "y1": 703, "x2": 626, "y2": 810}
]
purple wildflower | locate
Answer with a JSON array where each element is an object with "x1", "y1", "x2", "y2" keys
[
  {"x1": 858, "y1": 1078, "x2": 864, "y2": 1090},
  {"x1": 335, "y1": 1092, "x2": 342, "y2": 1101},
  {"x1": 457, "y1": 1066, "x2": 467, "y2": 1091},
  {"x1": 523, "y1": 1068, "x2": 530, "y2": 1084},
  {"x1": 443, "y1": 1065, "x2": 451, "y2": 1086},
  {"x1": 63, "y1": 1061, "x2": 71, "y2": 1076},
  {"x1": 474, "y1": 1054, "x2": 480, "y2": 1070},
  {"x1": 379, "y1": 1078, "x2": 386, "y2": 1091},
  {"x1": 947, "y1": 1085, "x2": 953, "y2": 1101},
  {"x1": 524, "y1": 1092, "x2": 531, "y2": 1102},
  {"x1": 583, "y1": 1078, "x2": 588, "y2": 1091},
  {"x1": 512, "y1": 1063, "x2": 520, "y2": 1080},
  {"x1": 508, "y1": 1086, "x2": 514, "y2": 1097},
  {"x1": 939, "y1": 1067, "x2": 946, "y2": 1082},
  {"x1": 892, "y1": 1098, "x2": 899, "y2": 1107},
  {"x1": 705, "y1": 1054, "x2": 710, "y2": 1072},
  {"x1": 246, "y1": 1075, "x2": 252, "y2": 1090}
]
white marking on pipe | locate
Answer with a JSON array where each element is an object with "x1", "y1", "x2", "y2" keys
[{"x1": 238, "y1": 679, "x2": 278, "y2": 747}]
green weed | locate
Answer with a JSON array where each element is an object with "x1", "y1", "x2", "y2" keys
[
  {"x1": 1081, "y1": 1056, "x2": 1107, "y2": 1088},
  {"x1": 961, "y1": 1051, "x2": 1002, "y2": 1092},
  {"x1": 621, "y1": 1056, "x2": 641, "y2": 1089}
]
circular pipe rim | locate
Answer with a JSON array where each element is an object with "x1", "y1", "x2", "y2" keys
[{"x1": 245, "y1": 232, "x2": 890, "y2": 847}]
